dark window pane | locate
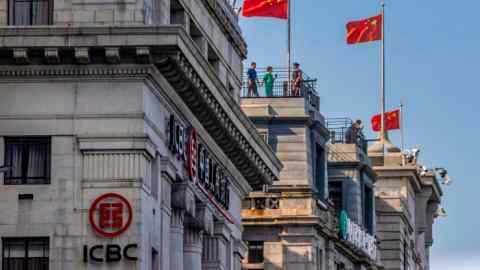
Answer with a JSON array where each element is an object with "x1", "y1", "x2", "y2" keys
[
  {"x1": 329, "y1": 181, "x2": 343, "y2": 213},
  {"x1": 27, "y1": 258, "x2": 48, "y2": 270},
  {"x1": 14, "y1": 0, "x2": 31, "y2": 25},
  {"x1": 9, "y1": 0, "x2": 51, "y2": 25},
  {"x1": 5, "y1": 142, "x2": 23, "y2": 181},
  {"x1": 31, "y1": 0, "x2": 49, "y2": 25},
  {"x1": 5, "y1": 258, "x2": 25, "y2": 270},
  {"x1": 248, "y1": 241, "x2": 264, "y2": 263},
  {"x1": 3, "y1": 240, "x2": 25, "y2": 258},
  {"x1": 27, "y1": 239, "x2": 49, "y2": 258},
  {"x1": 4, "y1": 137, "x2": 50, "y2": 185},
  {"x1": 3, "y1": 238, "x2": 49, "y2": 270},
  {"x1": 315, "y1": 144, "x2": 325, "y2": 199}
]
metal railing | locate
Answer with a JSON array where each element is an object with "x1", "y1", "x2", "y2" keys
[
  {"x1": 241, "y1": 67, "x2": 318, "y2": 98},
  {"x1": 326, "y1": 118, "x2": 367, "y2": 152}
]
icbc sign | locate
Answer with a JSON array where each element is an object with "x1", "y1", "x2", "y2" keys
[
  {"x1": 85, "y1": 193, "x2": 137, "y2": 263},
  {"x1": 88, "y1": 193, "x2": 133, "y2": 238}
]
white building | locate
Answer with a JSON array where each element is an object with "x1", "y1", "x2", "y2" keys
[{"x1": 0, "y1": 0, "x2": 282, "y2": 269}]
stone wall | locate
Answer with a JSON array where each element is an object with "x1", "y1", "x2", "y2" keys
[{"x1": 0, "y1": 76, "x2": 248, "y2": 269}]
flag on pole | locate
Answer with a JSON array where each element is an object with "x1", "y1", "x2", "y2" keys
[
  {"x1": 242, "y1": 0, "x2": 288, "y2": 19},
  {"x1": 371, "y1": 109, "x2": 400, "y2": 132},
  {"x1": 346, "y1": 14, "x2": 382, "y2": 45}
]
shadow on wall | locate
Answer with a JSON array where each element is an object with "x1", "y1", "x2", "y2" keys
[{"x1": 266, "y1": 124, "x2": 302, "y2": 154}]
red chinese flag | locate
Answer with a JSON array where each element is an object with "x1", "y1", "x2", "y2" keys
[
  {"x1": 346, "y1": 14, "x2": 382, "y2": 45},
  {"x1": 371, "y1": 109, "x2": 400, "y2": 132},
  {"x1": 242, "y1": 0, "x2": 288, "y2": 20}
]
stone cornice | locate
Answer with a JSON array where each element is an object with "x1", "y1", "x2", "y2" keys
[
  {"x1": 77, "y1": 135, "x2": 156, "y2": 158},
  {"x1": 0, "y1": 25, "x2": 281, "y2": 188},
  {"x1": 155, "y1": 51, "x2": 279, "y2": 187},
  {"x1": 420, "y1": 174, "x2": 443, "y2": 202}
]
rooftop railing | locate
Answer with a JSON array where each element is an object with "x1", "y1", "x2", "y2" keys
[
  {"x1": 241, "y1": 67, "x2": 318, "y2": 98},
  {"x1": 326, "y1": 118, "x2": 367, "y2": 153}
]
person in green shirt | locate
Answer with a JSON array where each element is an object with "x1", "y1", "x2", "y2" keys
[{"x1": 263, "y1": 66, "x2": 276, "y2": 97}]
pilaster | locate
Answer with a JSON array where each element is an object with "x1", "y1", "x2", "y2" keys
[
  {"x1": 171, "y1": 210, "x2": 185, "y2": 270},
  {"x1": 184, "y1": 226, "x2": 204, "y2": 270}
]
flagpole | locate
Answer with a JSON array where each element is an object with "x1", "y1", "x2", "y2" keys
[
  {"x1": 287, "y1": 0, "x2": 292, "y2": 93},
  {"x1": 380, "y1": 1, "x2": 386, "y2": 153},
  {"x1": 400, "y1": 101, "x2": 405, "y2": 152},
  {"x1": 368, "y1": 1, "x2": 400, "y2": 154}
]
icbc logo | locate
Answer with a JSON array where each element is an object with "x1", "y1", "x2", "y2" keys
[
  {"x1": 85, "y1": 193, "x2": 137, "y2": 263},
  {"x1": 88, "y1": 193, "x2": 133, "y2": 238}
]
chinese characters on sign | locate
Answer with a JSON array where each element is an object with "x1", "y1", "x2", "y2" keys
[
  {"x1": 339, "y1": 210, "x2": 377, "y2": 260},
  {"x1": 168, "y1": 114, "x2": 230, "y2": 210}
]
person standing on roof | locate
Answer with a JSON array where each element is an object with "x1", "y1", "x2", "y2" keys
[
  {"x1": 292, "y1": 62, "x2": 303, "y2": 96},
  {"x1": 247, "y1": 62, "x2": 260, "y2": 97},
  {"x1": 263, "y1": 66, "x2": 276, "y2": 97}
]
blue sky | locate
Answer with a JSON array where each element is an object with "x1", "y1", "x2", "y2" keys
[{"x1": 239, "y1": 0, "x2": 479, "y2": 268}]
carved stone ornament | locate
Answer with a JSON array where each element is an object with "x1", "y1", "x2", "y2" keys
[{"x1": 172, "y1": 182, "x2": 196, "y2": 218}]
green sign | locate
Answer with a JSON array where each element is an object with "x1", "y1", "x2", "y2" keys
[{"x1": 339, "y1": 209, "x2": 348, "y2": 240}]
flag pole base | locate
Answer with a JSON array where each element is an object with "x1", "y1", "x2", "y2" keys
[{"x1": 368, "y1": 133, "x2": 401, "y2": 154}]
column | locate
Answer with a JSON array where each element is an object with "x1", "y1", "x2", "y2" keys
[
  {"x1": 415, "y1": 188, "x2": 433, "y2": 233},
  {"x1": 171, "y1": 210, "x2": 185, "y2": 270},
  {"x1": 184, "y1": 226, "x2": 204, "y2": 270},
  {"x1": 233, "y1": 240, "x2": 247, "y2": 270}
]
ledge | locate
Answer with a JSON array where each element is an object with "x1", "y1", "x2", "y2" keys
[{"x1": 78, "y1": 135, "x2": 156, "y2": 158}]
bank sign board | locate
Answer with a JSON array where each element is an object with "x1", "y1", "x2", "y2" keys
[
  {"x1": 339, "y1": 210, "x2": 377, "y2": 260},
  {"x1": 168, "y1": 114, "x2": 233, "y2": 223},
  {"x1": 84, "y1": 193, "x2": 138, "y2": 263}
]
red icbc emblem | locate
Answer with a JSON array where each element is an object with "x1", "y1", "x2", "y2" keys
[{"x1": 89, "y1": 193, "x2": 133, "y2": 238}]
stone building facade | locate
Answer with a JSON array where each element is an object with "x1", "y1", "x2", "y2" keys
[
  {"x1": 369, "y1": 150, "x2": 443, "y2": 270},
  {"x1": 240, "y1": 79, "x2": 381, "y2": 270},
  {"x1": 239, "y1": 69, "x2": 446, "y2": 270},
  {"x1": 0, "y1": 0, "x2": 283, "y2": 270}
]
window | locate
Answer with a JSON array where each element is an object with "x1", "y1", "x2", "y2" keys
[
  {"x1": 4, "y1": 137, "x2": 50, "y2": 185},
  {"x1": 363, "y1": 184, "x2": 374, "y2": 234},
  {"x1": 190, "y1": 20, "x2": 206, "y2": 53},
  {"x1": 247, "y1": 241, "x2": 264, "y2": 264},
  {"x1": 170, "y1": 0, "x2": 186, "y2": 26},
  {"x1": 8, "y1": 0, "x2": 52, "y2": 25},
  {"x1": 207, "y1": 44, "x2": 220, "y2": 73},
  {"x1": 151, "y1": 156, "x2": 159, "y2": 200},
  {"x1": 2, "y1": 238, "x2": 49, "y2": 270},
  {"x1": 314, "y1": 144, "x2": 326, "y2": 199},
  {"x1": 336, "y1": 262, "x2": 345, "y2": 270},
  {"x1": 329, "y1": 181, "x2": 343, "y2": 213},
  {"x1": 151, "y1": 248, "x2": 159, "y2": 270},
  {"x1": 258, "y1": 131, "x2": 269, "y2": 145}
]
